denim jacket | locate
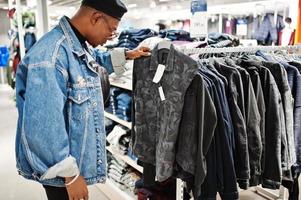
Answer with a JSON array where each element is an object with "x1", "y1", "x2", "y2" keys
[{"x1": 15, "y1": 16, "x2": 126, "y2": 187}]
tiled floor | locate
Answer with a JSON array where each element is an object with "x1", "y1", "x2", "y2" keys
[{"x1": 1, "y1": 87, "x2": 300, "y2": 200}]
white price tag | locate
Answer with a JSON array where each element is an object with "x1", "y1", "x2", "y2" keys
[
  {"x1": 158, "y1": 86, "x2": 166, "y2": 101},
  {"x1": 152, "y1": 64, "x2": 166, "y2": 83}
]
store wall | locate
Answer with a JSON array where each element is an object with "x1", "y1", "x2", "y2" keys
[{"x1": 0, "y1": 9, "x2": 10, "y2": 47}]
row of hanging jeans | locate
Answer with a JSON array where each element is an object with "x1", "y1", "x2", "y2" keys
[{"x1": 131, "y1": 43, "x2": 301, "y2": 200}]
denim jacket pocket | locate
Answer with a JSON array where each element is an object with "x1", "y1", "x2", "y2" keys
[
  {"x1": 68, "y1": 88, "x2": 91, "y2": 104},
  {"x1": 68, "y1": 88, "x2": 91, "y2": 121}
]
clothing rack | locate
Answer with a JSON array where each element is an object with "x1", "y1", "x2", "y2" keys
[
  {"x1": 182, "y1": 44, "x2": 301, "y2": 55},
  {"x1": 176, "y1": 44, "x2": 301, "y2": 200}
]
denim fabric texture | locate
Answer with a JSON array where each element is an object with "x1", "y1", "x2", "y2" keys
[
  {"x1": 24, "y1": 32, "x2": 36, "y2": 52},
  {"x1": 15, "y1": 16, "x2": 110, "y2": 186},
  {"x1": 159, "y1": 29, "x2": 193, "y2": 41},
  {"x1": 114, "y1": 29, "x2": 158, "y2": 49}
]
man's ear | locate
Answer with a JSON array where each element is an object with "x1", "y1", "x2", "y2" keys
[{"x1": 90, "y1": 11, "x2": 103, "y2": 25}]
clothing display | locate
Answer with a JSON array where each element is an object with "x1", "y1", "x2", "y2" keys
[
  {"x1": 107, "y1": 125, "x2": 131, "y2": 155},
  {"x1": 159, "y1": 29, "x2": 193, "y2": 41},
  {"x1": 5, "y1": 0, "x2": 301, "y2": 199},
  {"x1": 132, "y1": 43, "x2": 198, "y2": 182},
  {"x1": 208, "y1": 32, "x2": 240, "y2": 47},
  {"x1": 131, "y1": 42, "x2": 301, "y2": 199},
  {"x1": 108, "y1": 29, "x2": 158, "y2": 49},
  {"x1": 105, "y1": 87, "x2": 132, "y2": 122},
  {"x1": 255, "y1": 14, "x2": 285, "y2": 45},
  {"x1": 107, "y1": 152, "x2": 141, "y2": 195}
]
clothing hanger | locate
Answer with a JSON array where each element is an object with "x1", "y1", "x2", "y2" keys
[
  {"x1": 157, "y1": 40, "x2": 172, "y2": 50},
  {"x1": 157, "y1": 31, "x2": 172, "y2": 50}
]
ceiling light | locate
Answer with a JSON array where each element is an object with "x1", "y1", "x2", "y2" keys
[
  {"x1": 2, "y1": 7, "x2": 8, "y2": 9},
  {"x1": 159, "y1": 0, "x2": 171, "y2": 2},
  {"x1": 128, "y1": 4, "x2": 137, "y2": 8},
  {"x1": 150, "y1": 1, "x2": 156, "y2": 8},
  {"x1": 48, "y1": 1, "x2": 53, "y2": 5}
]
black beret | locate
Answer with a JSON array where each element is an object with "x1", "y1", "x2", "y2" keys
[{"x1": 82, "y1": 0, "x2": 127, "y2": 20}]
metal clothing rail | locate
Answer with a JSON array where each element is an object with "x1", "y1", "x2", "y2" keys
[{"x1": 182, "y1": 44, "x2": 301, "y2": 55}]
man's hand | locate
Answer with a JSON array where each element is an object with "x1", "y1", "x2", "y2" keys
[
  {"x1": 125, "y1": 46, "x2": 151, "y2": 60},
  {"x1": 65, "y1": 175, "x2": 89, "y2": 200}
]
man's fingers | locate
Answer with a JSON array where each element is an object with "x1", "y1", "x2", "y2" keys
[
  {"x1": 139, "y1": 46, "x2": 150, "y2": 52},
  {"x1": 140, "y1": 51, "x2": 151, "y2": 57}
]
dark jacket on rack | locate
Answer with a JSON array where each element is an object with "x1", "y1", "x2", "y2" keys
[
  {"x1": 225, "y1": 58, "x2": 263, "y2": 187},
  {"x1": 132, "y1": 44, "x2": 198, "y2": 182},
  {"x1": 281, "y1": 62, "x2": 301, "y2": 174},
  {"x1": 210, "y1": 59, "x2": 251, "y2": 189},
  {"x1": 198, "y1": 64, "x2": 238, "y2": 200},
  {"x1": 263, "y1": 61, "x2": 296, "y2": 170},
  {"x1": 240, "y1": 59, "x2": 283, "y2": 189},
  {"x1": 176, "y1": 74, "x2": 217, "y2": 199}
]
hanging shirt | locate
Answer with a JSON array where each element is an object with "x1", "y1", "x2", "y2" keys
[{"x1": 132, "y1": 44, "x2": 198, "y2": 182}]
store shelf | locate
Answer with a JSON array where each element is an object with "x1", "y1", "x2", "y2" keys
[
  {"x1": 109, "y1": 78, "x2": 132, "y2": 91},
  {"x1": 96, "y1": 178, "x2": 134, "y2": 200},
  {"x1": 107, "y1": 146, "x2": 143, "y2": 173},
  {"x1": 104, "y1": 111, "x2": 132, "y2": 129}
]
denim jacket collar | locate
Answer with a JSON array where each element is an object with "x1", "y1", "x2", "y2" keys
[
  {"x1": 59, "y1": 16, "x2": 86, "y2": 57},
  {"x1": 149, "y1": 44, "x2": 175, "y2": 72}
]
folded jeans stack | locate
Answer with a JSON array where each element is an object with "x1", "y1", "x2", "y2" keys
[
  {"x1": 107, "y1": 152, "x2": 141, "y2": 195},
  {"x1": 105, "y1": 87, "x2": 132, "y2": 122},
  {"x1": 116, "y1": 92, "x2": 132, "y2": 122}
]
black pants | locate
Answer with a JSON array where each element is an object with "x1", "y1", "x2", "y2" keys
[{"x1": 43, "y1": 185, "x2": 69, "y2": 200}]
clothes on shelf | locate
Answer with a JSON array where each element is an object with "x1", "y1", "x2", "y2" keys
[
  {"x1": 105, "y1": 117, "x2": 115, "y2": 131},
  {"x1": 131, "y1": 43, "x2": 301, "y2": 199},
  {"x1": 107, "y1": 152, "x2": 141, "y2": 195},
  {"x1": 158, "y1": 29, "x2": 193, "y2": 41},
  {"x1": 106, "y1": 29, "x2": 158, "y2": 50},
  {"x1": 105, "y1": 87, "x2": 132, "y2": 122},
  {"x1": 107, "y1": 125, "x2": 131, "y2": 155},
  {"x1": 207, "y1": 32, "x2": 240, "y2": 47}
]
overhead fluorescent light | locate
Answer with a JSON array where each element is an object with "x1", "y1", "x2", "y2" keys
[
  {"x1": 159, "y1": 0, "x2": 171, "y2": 2},
  {"x1": 128, "y1": 4, "x2": 137, "y2": 8},
  {"x1": 2, "y1": 7, "x2": 8, "y2": 9}
]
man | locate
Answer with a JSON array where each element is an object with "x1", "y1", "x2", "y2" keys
[{"x1": 15, "y1": 0, "x2": 150, "y2": 199}]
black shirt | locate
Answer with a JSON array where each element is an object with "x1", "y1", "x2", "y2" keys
[{"x1": 67, "y1": 18, "x2": 87, "y2": 47}]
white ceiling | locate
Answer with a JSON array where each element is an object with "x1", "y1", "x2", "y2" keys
[
  {"x1": 0, "y1": 0, "x2": 282, "y2": 8},
  {"x1": 0, "y1": 0, "x2": 290, "y2": 22}
]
